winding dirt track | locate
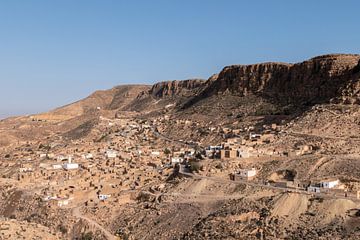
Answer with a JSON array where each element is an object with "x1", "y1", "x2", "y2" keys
[{"x1": 72, "y1": 206, "x2": 117, "y2": 240}]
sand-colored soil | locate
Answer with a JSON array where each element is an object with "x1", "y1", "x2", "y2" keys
[
  {"x1": 272, "y1": 193, "x2": 309, "y2": 218},
  {"x1": 0, "y1": 219, "x2": 60, "y2": 240}
]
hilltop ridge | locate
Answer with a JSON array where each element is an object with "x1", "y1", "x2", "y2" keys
[
  {"x1": 32, "y1": 53, "x2": 360, "y2": 122},
  {"x1": 184, "y1": 53, "x2": 360, "y2": 109}
]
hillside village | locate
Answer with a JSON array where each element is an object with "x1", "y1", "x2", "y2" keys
[
  {"x1": 1, "y1": 54, "x2": 360, "y2": 239},
  {"x1": 1, "y1": 105, "x2": 360, "y2": 237}
]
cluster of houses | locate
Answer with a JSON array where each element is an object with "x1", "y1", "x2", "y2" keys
[
  {"x1": 205, "y1": 126, "x2": 314, "y2": 161},
  {"x1": 170, "y1": 148, "x2": 196, "y2": 165},
  {"x1": 2, "y1": 117, "x2": 182, "y2": 209},
  {"x1": 4, "y1": 112, "x2": 359, "y2": 216},
  {"x1": 205, "y1": 136, "x2": 263, "y2": 160}
]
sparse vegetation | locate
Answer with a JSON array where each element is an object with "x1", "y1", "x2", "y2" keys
[
  {"x1": 188, "y1": 160, "x2": 201, "y2": 173},
  {"x1": 80, "y1": 232, "x2": 94, "y2": 240},
  {"x1": 58, "y1": 224, "x2": 68, "y2": 234}
]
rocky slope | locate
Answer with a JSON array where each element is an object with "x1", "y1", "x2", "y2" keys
[
  {"x1": 108, "y1": 85, "x2": 151, "y2": 110},
  {"x1": 184, "y1": 54, "x2": 360, "y2": 109},
  {"x1": 31, "y1": 54, "x2": 360, "y2": 121},
  {"x1": 148, "y1": 79, "x2": 206, "y2": 98},
  {"x1": 38, "y1": 85, "x2": 150, "y2": 120}
]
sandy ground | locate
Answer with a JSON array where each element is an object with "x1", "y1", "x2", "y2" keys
[
  {"x1": 271, "y1": 193, "x2": 309, "y2": 219},
  {"x1": 0, "y1": 219, "x2": 60, "y2": 240}
]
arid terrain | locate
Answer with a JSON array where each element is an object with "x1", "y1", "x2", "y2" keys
[{"x1": 1, "y1": 54, "x2": 360, "y2": 240}]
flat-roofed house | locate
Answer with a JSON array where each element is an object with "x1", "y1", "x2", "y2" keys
[
  {"x1": 320, "y1": 179, "x2": 339, "y2": 189},
  {"x1": 106, "y1": 150, "x2": 118, "y2": 158},
  {"x1": 231, "y1": 168, "x2": 257, "y2": 181}
]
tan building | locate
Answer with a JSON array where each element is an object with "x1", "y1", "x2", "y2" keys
[
  {"x1": 220, "y1": 149, "x2": 238, "y2": 159},
  {"x1": 230, "y1": 168, "x2": 257, "y2": 181}
]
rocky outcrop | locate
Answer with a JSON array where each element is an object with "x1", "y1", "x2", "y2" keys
[
  {"x1": 334, "y1": 59, "x2": 360, "y2": 104},
  {"x1": 109, "y1": 85, "x2": 151, "y2": 110},
  {"x1": 148, "y1": 79, "x2": 206, "y2": 98},
  {"x1": 185, "y1": 54, "x2": 360, "y2": 107}
]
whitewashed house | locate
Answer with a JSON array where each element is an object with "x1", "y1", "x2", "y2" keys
[
  {"x1": 99, "y1": 194, "x2": 111, "y2": 201},
  {"x1": 238, "y1": 168, "x2": 257, "y2": 179},
  {"x1": 19, "y1": 167, "x2": 33, "y2": 173},
  {"x1": 63, "y1": 163, "x2": 79, "y2": 170},
  {"x1": 106, "y1": 150, "x2": 118, "y2": 158},
  {"x1": 320, "y1": 179, "x2": 339, "y2": 189},
  {"x1": 57, "y1": 198, "x2": 69, "y2": 207},
  {"x1": 151, "y1": 151, "x2": 161, "y2": 156},
  {"x1": 171, "y1": 157, "x2": 183, "y2": 164},
  {"x1": 52, "y1": 164, "x2": 63, "y2": 170},
  {"x1": 307, "y1": 186, "x2": 321, "y2": 193},
  {"x1": 82, "y1": 153, "x2": 93, "y2": 160},
  {"x1": 63, "y1": 158, "x2": 79, "y2": 170}
]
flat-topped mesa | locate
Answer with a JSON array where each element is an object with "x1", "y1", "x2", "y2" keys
[
  {"x1": 213, "y1": 62, "x2": 292, "y2": 96},
  {"x1": 283, "y1": 54, "x2": 360, "y2": 103},
  {"x1": 303, "y1": 54, "x2": 360, "y2": 76},
  {"x1": 202, "y1": 54, "x2": 360, "y2": 105},
  {"x1": 149, "y1": 79, "x2": 206, "y2": 98}
]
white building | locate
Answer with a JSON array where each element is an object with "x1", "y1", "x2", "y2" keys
[
  {"x1": 82, "y1": 153, "x2": 93, "y2": 160},
  {"x1": 106, "y1": 150, "x2": 118, "y2": 158},
  {"x1": 171, "y1": 157, "x2": 183, "y2": 164},
  {"x1": 209, "y1": 146, "x2": 222, "y2": 151},
  {"x1": 19, "y1": 167, "x2": 33, "y2": 173},
  {"x1": 238, "y1": 149, "x2": 252, "y2": 158},
  {"x1": 52, "y1": 164, "x2": 63, "y2": 170},
  {"x1": 238, "y1": 168, "x2": 257, "y2": 179},
  {"x1": 43, "y1": 196, "x2": 57, "y2": 201},
  {"x1": 99, "y1": 194, "x2": 111, "y2": 201},
  {"x1": 151, "y1": 151, "x2": 161, "y2": 156},
  {"x1": 57, "y1": 199, "x2": 69, "y2": 207},
  {"x1": 62, "y1": 158, "x2": 79, "y2": 170},
  {"x1": 320, "y1": 179, "x2": 339, "y2": 189},
  {"x1": 307, "y1": 186, "x2": 321, "y2": 193},
  {"x1": 63, "y1": 163, "x2": 79, "y2": 170}
]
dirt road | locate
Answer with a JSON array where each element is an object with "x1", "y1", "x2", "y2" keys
[
  {"x1": 178, "y1": 165, "x2": 360, "y2": 202},
  {"x1": 72, "y1": 206, "x2": 117, "y2": 240}
]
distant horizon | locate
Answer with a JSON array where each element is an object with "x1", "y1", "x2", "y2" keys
[{"x1": 1, "y1": 1, "x2": 359, "y2": 118}]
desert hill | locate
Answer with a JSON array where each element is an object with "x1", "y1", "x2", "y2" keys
[
  {"x1": 1, "y1": 53, "x2": 360, "y2": 240},
  {"x1": 1, "y1": 53, "x2": 360, "y2": 148},
  {"x1": 28, "y1": 53, "x2": 360, "y2": 123}
]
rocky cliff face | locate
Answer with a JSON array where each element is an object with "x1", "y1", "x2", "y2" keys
[
  {"x1": 189, "y1": 54, "x2": 360, "y2": 106},
  {"x1": 148, "y1": 79, "x2": 206, "y2": 98},
  {"x1": 334, "y1": 58, "x2": 360, "y2": 104}
]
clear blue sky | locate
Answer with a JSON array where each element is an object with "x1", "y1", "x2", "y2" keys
[{"x1": 0, "y1": 0, "x2": 359, "y2": 118}]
